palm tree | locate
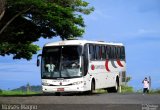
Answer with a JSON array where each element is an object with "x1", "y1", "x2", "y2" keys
[{"x1": 0, "y1": 0, "x2": 5, "y2": 20}]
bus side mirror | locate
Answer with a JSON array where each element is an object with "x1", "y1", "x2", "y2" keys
[
  {"x1": 37, "y1": 59, "x2": 40, "y2": 67},
  {"x1": 37, "y1": 54, "x2": 42, "y2": 67}
]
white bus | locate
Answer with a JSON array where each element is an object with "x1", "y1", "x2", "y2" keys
[{"x1": 37, "y1": 40, "x2": 126, "y2": 94}]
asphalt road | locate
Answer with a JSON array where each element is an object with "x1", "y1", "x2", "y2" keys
[{"x1": 0, "y1": 93, "x2": 160, "y2": 110}]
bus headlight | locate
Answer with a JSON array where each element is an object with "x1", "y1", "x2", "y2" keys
[
  {"x1": 42, "y1": 82, "x2": 50, "y2": 86},
  {"x1": 72, "y1": 81, "x2": 83, "y2": 85}
]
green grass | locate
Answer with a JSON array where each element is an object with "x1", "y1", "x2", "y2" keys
[
  {"x1": 95, "y1": 85, "x2": 134, "y2": 94},
  {"x1": 136, "y1": 89, "x2": 160, "y2": 94},
  {"x1": 0, "y1": 90, "x2": 40, "y2": 96},
  {"x1": 146, "y1": 89, "x2": 160, "y2": 94},
  {"x1": 120, "y1": 85, "x2": 134, "y2": 93}
]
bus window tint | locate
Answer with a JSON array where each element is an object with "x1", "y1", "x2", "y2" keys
[
  {"x1": 102, "y1": 46, "x2": 106, "y2": 60},
  {"x1": 113, "y1": 47, "x2": 115, "y2": 59},
  {"x1": 89, "y1": 44, "x2": 95, "y2": 60},
  {"x1": 117, "y1": 47, "x2": 120, "y2": 59},
  {"x1": 121, "y1": 46, "x2": 125, "y2": 59},
  {"x1": 89, "y1": 44, "x2": 125, "y2": 60},
  {"x1": 114, "y1": 46, "x2": 118, "y2": 59},
  {"x1": 106, "y1": 46, "x2": 110, "y2": 59},
  {"x1": 111, "y1": 46, "x2": 114, "y2": 59},
  {"x1": 95, "y1": 45, "x2": 101, "y2": 60}
]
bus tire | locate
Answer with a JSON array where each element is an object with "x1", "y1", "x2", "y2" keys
[
  {"x1": 85, "y1": 80, "x2": 95, "y2": 95},
  {"x1": 107, "y1": 78, "x2": 119, "y2": 93},
  {"x1": 90, "y1": 80, "x2": 95, "y2": 94},
  {"x1": 112, "y1": 79, "x2": 119, "y2": 92}
]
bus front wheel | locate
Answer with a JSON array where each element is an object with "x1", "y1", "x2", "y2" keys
[{"x1": 85, "y1": 80, "x2": 95, "y2": 95}]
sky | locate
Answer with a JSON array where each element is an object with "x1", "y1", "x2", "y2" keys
[{"x1": 0, "y1": 0, "x2": 160, "y2": 90}]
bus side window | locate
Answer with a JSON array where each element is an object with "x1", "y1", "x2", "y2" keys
[
  {"x1": 106, "y1": 45, "x2": 110, "y2": 59},
  {"x1": 119, "y1": 47, "x2": 121, "y2": 59},
  {"x1": 121, "y1": 46, "x2": 125, "y2": 60},
  {"x1": 95, "y1": 45, "x2": 101, "y2": 60},
  {"x1": 113, "y1": 46, "x2": 115, "y2": 59},
  {"x1": 114, "y1": 46, "x2": 117, "y2": 59},
  {"x1": 110, "y1": 46, "x2": 114, "y2": 59},
  {"x1": 99, "y1": 46, "x2": 102, "y2": 60},
  {"x1": 115, "y1": 46, "x2": 117, "y2": 59},
  {"x1": 117, "y1": 47, "x2": 120, "y2": 59},
  {"x1": 102, "y1": 46, "x2": 106, "y2": 60},
  {"x1": 89, "y1": 44, "x2": 95, "y2": 60}
]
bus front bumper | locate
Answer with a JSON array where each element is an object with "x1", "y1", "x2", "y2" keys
[{"x1": 42, "y1": 85, "x2": 87, "y2": 93}]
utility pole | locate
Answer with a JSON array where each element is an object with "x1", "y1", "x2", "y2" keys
[{"x1": 149, "y1": 76, "x2": 151, "y2": 90}]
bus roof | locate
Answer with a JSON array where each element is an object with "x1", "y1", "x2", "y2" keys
[{"x1": 44, "y1": 40, "x2": 124, "y2": 47}]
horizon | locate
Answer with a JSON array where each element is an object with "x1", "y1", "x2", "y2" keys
[{"x1": 0, "y1": 0, "x2": 160, "y2": 90}]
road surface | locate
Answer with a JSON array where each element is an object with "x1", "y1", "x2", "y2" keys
[{"x1": 0, "y1": 93, "x2": 160, "y2": 110}]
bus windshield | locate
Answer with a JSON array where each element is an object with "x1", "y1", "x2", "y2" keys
[{"x1": 42, "y1": 45, "x2": 82, "y2": 79}]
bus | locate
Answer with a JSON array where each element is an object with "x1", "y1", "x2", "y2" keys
[{"x1": 37, "y1": 40, "x2": 126, "y2": 94}]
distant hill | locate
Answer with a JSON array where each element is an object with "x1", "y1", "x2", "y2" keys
[{"x1": 12, "y1": 85, "x2": 42, "y2": 92}]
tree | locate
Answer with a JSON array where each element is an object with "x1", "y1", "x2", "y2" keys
[
  {"x1": 0, "y1": 0, "x2": 94, "y2": 60},
  {"x1": 26, "y1": 82, "x2": 31, "y2": 93},
  {"x1": 0, "y1": 89, "x2": 2, "y2": 94},
  {"x1": 0, "y1": 0, "x2": 5, "y2": 20}
]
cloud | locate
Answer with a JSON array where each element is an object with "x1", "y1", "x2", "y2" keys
[{"x1": 136, "y1": 28, "x2": 158, "y2": 35}]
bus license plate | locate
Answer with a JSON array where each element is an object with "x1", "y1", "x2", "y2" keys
[{"x1": 57, "y1": 88, "x2": 64, "y2": 92}]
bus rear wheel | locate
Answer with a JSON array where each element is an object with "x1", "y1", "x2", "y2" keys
[
  {"x1": 107, "y1": 79, "x2": 119, "y2": 93},
  {"x1": 113, "y1": 79, "x2": 119, "y2": 92}
]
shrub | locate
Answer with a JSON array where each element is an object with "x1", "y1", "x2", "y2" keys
[
  {"x1": 149, "y1": 89, "x2": 160, "y2": 94},
  {"x1": 0, "y1": 89, "x2": 3, "y2": 94}
]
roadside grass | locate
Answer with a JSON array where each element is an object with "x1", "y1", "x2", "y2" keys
[
  {"x1": 121, "y1": 85, "x2": 134, "y2": 93},
  {"x1": 144, "y1": 89, "x2": 160, "y2": 94},
  {"x1": 0, "y1": 90, "x2": 40, "y2": 96},
  {"x1": 95, "y1": 86, "x2": 160, "y2": 94},
  {"x1": 149, "y1": 89, "x2": 160, "y2": 94},
  {"x1": 136, "y1": 89, "x2": 160, "y2": 94},
  {"x1": 1, "y1": 87, "x2": 159, "y2": 96},
  {"x1": 95, "y1": 85, "x2": 134, "y2": 94}
]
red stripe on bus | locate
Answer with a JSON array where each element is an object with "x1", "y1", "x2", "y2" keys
[
  {"x1": 105, "y1": 60, "x2": 110, "y2": 72},
  {"x1": 117, "y1": 60, "x2": 124, "y2": 67}
]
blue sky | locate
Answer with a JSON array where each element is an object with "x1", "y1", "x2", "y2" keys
[{"x1": 0, "y1": 0, "x2": 160, "y2": 90}]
